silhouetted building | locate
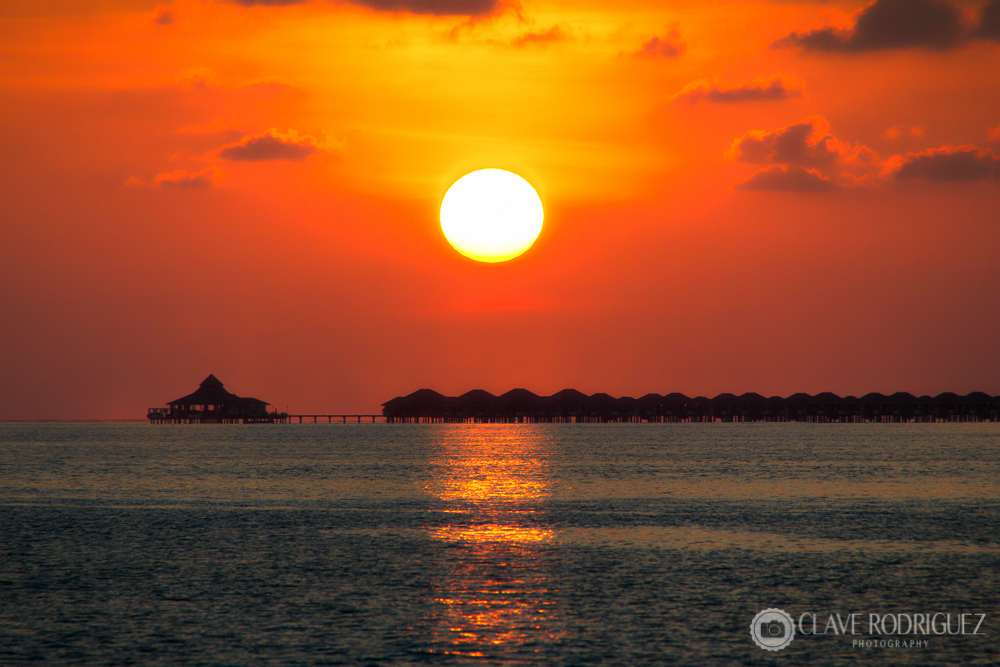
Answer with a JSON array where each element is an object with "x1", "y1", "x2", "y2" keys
[
  {"x1": 148, "y1": 374, "x2": 288, "y2": 423},
  {"x1": 381, "y1": 389, "x2": 1000, "y2": 423}
]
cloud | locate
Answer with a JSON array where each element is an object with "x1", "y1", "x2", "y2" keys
[
  {"x1": 975, "y1": 0, "x2": 1000, "y2": 39},
  {"x1": 884, "y1": 146, "x2": 1000, "y2": 182},
  {"x1": 153, "y1": 6, "x2": 174, "y2": 25},
  {"x1": 635, "y1": 28, "x2": 685, "y2": 58},
  {"x1": 735, "y1": 165, "x2": 836, "y2": 192},
  {"x1": 727, "y1": 116, "x2": 878, "y2": 169},
  {"x1": 989, "y1": 125, "x2": 1000, "y2": 141},
  {"x1": 776, "y1": 0, "x2": 965, "y2": 52},
  {"x1": 231, "y1": 0, "x2": 501, "y2": 16},
  {"x1": 511, "y1": 25, "x2": 567, "y2": 47},
  {"x1": 885, "y1": 125, "x2": 927, "y2": 139},
  {"x1": 218, "y1": 129, "x2": 320, "y2": 161},
  {"x1": 731, "y1": 120, "x2": 1000, "y2": 191},
  {"x1": 154, "y1": 168, "x2": 217, "y2": 189},
  {"x1": 728, "y1": 117, "x2": 883, "y2": 192},
  {"x1": 672, "y1": 77, "x2": 803, "y2": 104}
]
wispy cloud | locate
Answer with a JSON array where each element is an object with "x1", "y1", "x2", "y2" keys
[
  {"x1": 127, "y1": 168, "x2": 218, "y2": 189},
  {"x1": 511, "y1": 25, "x2": 567, "y2": 48},
  {"x1": 734, "y1": 165, "x2": 835, "y2": 192},
  {"x1": 635, "y1": 28, "x2": 685, "y2": 59},
  {"x1": 230, "y1": 0, "x2": 502, "y2": 16},
  {"x1": 218, "y1": 129, "x2": 321, "y2": 162},
  {"x1": 885, "y1": 125, "x2": 927, "y2": 140},
  {"x1": 673, "y1": 76, "x2": 803, "y2": 104},
  {"x1": 883, "y1": 146, "x2": 1000, "y2": 182},
  {"x1": 155, "y1": 168, "x2": 217, "y2": 188}
]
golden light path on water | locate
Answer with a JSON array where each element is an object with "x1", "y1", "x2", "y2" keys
[{"x1": 423, "y1": 426, "x2": 560, "y2": 657}]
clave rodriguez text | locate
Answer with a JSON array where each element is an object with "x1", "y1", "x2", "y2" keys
[{"x1": 797, "y1": 612, "x2": 986, "y2": 637}]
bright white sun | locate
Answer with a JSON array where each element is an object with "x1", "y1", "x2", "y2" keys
[{"x1": 440, "y1": 169, "x2": 544, "y2": 263}]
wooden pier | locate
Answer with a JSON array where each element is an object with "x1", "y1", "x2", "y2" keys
[{"x1": 288, "y1": 414, "x2": 387, "y2": 423}]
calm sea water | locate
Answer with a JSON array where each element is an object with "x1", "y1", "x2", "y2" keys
[{"x1": 0, "y1": 422, "x2": 997, "y2": 666}]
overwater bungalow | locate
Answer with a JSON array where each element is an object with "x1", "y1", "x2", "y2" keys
[
  {"x1": 147, "y1": 374, "x2": 288, "y2": 423},
  {"x1": 380, "y1": 388, "x2": 1000, "y2": 423}
]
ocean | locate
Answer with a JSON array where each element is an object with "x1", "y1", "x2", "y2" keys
[{"x1": 0, "y1": 422, "x2": 997, "y2": 665}]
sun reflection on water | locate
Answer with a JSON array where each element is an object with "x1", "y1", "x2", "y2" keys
[{"x1": 422, "y1": 425, "x2": 562, "y2": 658}]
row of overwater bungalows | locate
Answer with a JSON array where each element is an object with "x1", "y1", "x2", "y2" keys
[{"x1": 381, "y1": 388, "x2": 1000, "y2": 423}]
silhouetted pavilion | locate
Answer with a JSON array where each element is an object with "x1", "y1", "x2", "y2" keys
[{"x1": 148, "y1": 374, "x2": 287, "y2": 423}]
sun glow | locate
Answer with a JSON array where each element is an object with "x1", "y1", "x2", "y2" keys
[{"x1": 440, "y1": 169, "x2": 544, "y2": 263}]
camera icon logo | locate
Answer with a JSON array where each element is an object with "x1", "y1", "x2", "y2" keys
[{"x1": 751, "y1": 608, "x2": 795, "y2": 651}]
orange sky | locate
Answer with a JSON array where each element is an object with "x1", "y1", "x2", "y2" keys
[{"x1": 1, "y1": 0, "x2": 999, "y2": 418}]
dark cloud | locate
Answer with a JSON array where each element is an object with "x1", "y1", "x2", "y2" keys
[
  {"x1": 673, "y1": 77, "x2": 803, "y2": 104},
  {"x1": 729, "y1": 117, "x2": 883, "y2": 192},
  {"x1": 511, "y1": 25, "x2": 566, "y2": 47},
  {"x1": 232, "y1": 1, "x2": 308, "y2": 5},
  {"x1": 732, "y1": 124, "x2": 1000, "y2": 190},
  {"x1": 975, "y1": 0, "x2": 1000, "y2": 39},
  {"x1": 219, "y1": 129, "x2": 319, "y2": 161},
  {"x1": 735, "y1": 165, "x2": 835, "y2": 192},
  {"x1": 153, "y1": 168, "x2": 216, "y2": 189},
  {"x1": 776, "y1": 0, "x2": 964, "y2": 52},
  {"x1": 635, "y1": 29, "x2": 685, "y2": 58},
  {"x1": 153, "y1": 7, "x2": 174, "y2": 25},
  {"x1": 361, "y1": 0, "x2": 498, "y2": 14},
  {"x1": 728, "y1": 117, "x2": 871, "y2": 168},
  {"x1": 232, "y1": 0, "x2": 500, "y2": 15},
  {"x1": 888, "y1": 146, "x2": 1000, "y2": 181}
]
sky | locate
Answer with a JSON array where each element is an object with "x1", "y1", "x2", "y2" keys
[{"x1": 1, "y1": 0, "x2": 999, "y2": 419}]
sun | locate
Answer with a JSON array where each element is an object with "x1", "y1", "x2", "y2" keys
[{"x1": 440, "y1": 169, "x2": 544, "y2": 263}]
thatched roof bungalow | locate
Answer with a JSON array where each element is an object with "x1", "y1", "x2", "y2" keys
[
  {"x1": 148, "y1": 374, "x2": 283, "y2": 423},
  {"x1": 380, "y1": 388, "x2": 999, "y2": 423}
]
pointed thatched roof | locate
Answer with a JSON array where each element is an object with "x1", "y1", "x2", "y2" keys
[
  {"x1": 459, "y1": 389, "x2": 498, "y2": 404},
  {"x1": 381, "y1": 388, "x2": 450, "y2": 408},
  {"x1": 499, "y1": 388, "x2": 541, "y2": 405},
  {"x1": 549, "y1": 388, "x2": 591, "y2": 405},
  {"x1": 168, "y1": 375, "x2": 268, "y2": 407}
]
